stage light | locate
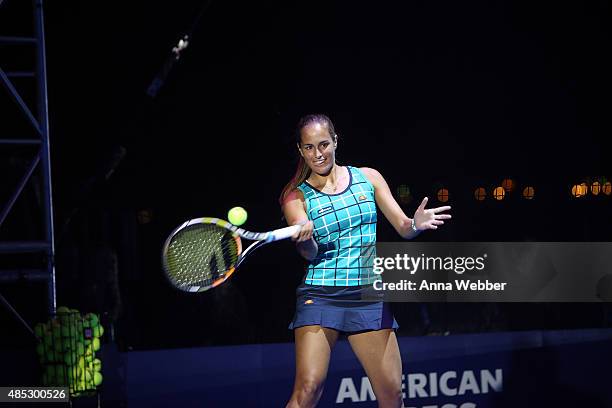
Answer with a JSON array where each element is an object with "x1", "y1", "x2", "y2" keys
[
  {"x1": 522, "y1": 186, "x2": 535, "y2": 200},
  {"x1": 591, "y1": 181, "x2": 601, "y2": 196},
  {"x1": 493, "y1": 186, "x2": 505, "y2": 201},
  {"x1": 571, "y1": 184, "x2": 588, "y2": 198},
  {"x1": 397, "y1": 184, "x2": 412, "y2": 204},
  {"x1": 603, "y1": 182, "x2": 611, "y2": 196},
  {"x1": 437, "y1": 188, "x2": 449, "y2": 203},
  {"x1": 474, "y1": 187, "x2": 486, "y2": 201},
  {"x1": 501, "y1": 178, "x2": 515, "y2": 192}
]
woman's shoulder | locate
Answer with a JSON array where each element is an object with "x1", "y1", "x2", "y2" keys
[
  {"x1": 357, "y1": 166, "x2": 376, "y2": 175},
  {"x1": 355, "y1": 166, "x2": 385, "y2": 188},
  {"x1": 282, "y1": 187, "x2": 305, "y2": 204},
  {"x1": 355, "y1": 166, "x2": 381, "y2": 178}
]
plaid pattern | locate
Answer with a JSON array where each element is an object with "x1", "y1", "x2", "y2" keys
[{"x1": 297, "y1": 166, "x2": 377, "y2": 286}]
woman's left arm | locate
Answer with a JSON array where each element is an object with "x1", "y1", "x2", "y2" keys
[{"x1": 361, "y1": 167, "x2": 452, "y2": 240}]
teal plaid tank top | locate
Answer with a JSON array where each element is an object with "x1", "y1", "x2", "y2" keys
[{"x1": 297, "y1": 166, "x2": 377, "y2": 286}]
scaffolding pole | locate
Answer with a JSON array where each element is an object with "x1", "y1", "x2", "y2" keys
[{"x1": 0, "y1": 0, "x2": 56, "y2": 317}]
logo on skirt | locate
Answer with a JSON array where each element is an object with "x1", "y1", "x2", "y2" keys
[{"x1": 305, "y1": 299, "x2": 314, "y2": 305}]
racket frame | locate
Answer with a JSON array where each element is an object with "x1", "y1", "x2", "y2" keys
[{"x1": 162, "y1": 217, "x2": 300, "y2": 292}]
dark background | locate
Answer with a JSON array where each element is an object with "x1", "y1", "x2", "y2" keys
[{"x1": 1, "y1": 0, "x2": 611, "y2": 350}]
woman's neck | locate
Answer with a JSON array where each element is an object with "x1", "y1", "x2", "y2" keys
[{"x1": 308, "y1": 164, "x2": 344, "y2": 192}]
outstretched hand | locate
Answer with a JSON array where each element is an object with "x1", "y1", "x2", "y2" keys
[{"x1": 413, "y1": 197, "x2": 452, "y2": 231}]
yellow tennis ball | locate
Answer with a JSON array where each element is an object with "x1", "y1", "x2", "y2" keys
[
  {"x1": 52, "y1": 325, "x2": 61, "y2": 340},
  {"x1": 93, "y1": 372, "x2": 103, "y2": 386},
  {"x1": 83, "y1": 368, "x2": 93, "y2": 385},
  {"x1": 93, "y1": 358, "x2": 102, "y2": 372},
  {"x1": 227, "y1": 206, "x2": 247, "y2": 226},
  {"x1": 34, "y1": 323, "x2": 45, "y2": 338},
  {"x1": 76, "y1": 342, "x2": 85, "y2": 356},
  {"x1": 64, "y1": 351, "x2": 77, "y2": 366},
  {"x1": 84, "y1": 313, "x2": 100, "y2": 328},
  {"x1": 92, "y1": 337, "x2": 100, "y2": 352},
  {"x1": 77, "y1": 356, "x2": 85, "y2": 371},
  {"x1": 57, "y1": 306, "x2": 70, "y2": 315}
]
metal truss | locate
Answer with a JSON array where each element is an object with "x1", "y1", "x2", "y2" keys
[{"x1": 0, "y1": 0, "x2": 56, "y2": 316}]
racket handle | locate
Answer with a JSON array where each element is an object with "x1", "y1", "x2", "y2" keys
[{"x1": 268, "y1": 225, "x2": 302, "y2": 241}]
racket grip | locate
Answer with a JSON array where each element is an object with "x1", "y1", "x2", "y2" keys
[{"x1": 269, "y1": 225, "x2": 302, "y2": 241}]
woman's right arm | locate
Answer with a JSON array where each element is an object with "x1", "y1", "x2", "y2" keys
[{"x1": 282, "y1": 190, "x2": 318, "y2": 261}]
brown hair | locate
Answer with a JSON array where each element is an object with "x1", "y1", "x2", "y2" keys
[{"x1": 279, "y1": 114, "x2": 337, "y2": 206}]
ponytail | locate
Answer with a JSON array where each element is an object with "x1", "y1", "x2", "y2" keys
[{"x1": 279, "y1": 156, "x2": 311, "y2": 206}]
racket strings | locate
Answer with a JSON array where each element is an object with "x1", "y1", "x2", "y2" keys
[{"x1": 165, "y1": 224, "x2": 239, "y2": 288}]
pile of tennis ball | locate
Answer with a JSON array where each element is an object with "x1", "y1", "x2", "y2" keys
[{"x1": 34, "y1": 306, "x2": 103, "y2": 397}]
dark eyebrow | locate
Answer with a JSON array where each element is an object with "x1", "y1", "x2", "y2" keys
[{"x1": 302, "y1": 140, "x2": 330, "y2": 147}]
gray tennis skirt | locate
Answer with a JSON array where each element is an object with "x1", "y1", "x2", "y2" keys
[{"x1": 288, "y1": 282, "x2": 399, "y2": 333}]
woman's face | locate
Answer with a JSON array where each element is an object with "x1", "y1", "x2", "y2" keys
[{"x1": 298, "y1": 122, "x2": 336, "y2": 175}]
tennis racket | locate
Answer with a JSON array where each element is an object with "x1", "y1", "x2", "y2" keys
[{"x1": 162, "y1": 217, "x2": 301, "y2": 292}]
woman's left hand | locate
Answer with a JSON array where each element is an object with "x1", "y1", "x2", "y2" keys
[{"x1": 413, "y1": 197, "x2": 452, "y2": 231}]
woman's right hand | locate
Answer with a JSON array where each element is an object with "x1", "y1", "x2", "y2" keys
[
  {"x1": 281, "y1": 191, "x2": 317, "y2": 259},
  {"x1": 292, "y1": 220, "x2": 314, "y2": 243}
]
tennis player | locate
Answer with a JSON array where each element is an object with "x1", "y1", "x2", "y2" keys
[{"x1": 280, "y1": 114, "x2": 452, "y2": 408}]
